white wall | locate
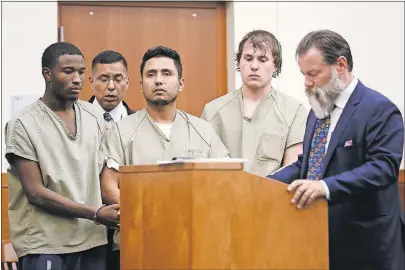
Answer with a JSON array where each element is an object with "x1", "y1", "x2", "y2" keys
[
  {"x1": 1, "y1": 2, "x2": 57, "y2": 172},
  {"x1": 228, "y1": 1, "x2": 405, "y2": 168},
  {"x1": 1, "y1": 1, "x2": 404, "y2": 170}
]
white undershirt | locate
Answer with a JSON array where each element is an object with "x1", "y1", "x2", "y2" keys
[{"x1": 155, "y1": 122, "x2": 173, "y2": 138}]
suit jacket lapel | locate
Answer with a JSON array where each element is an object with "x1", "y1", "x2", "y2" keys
[
  {"x1": 88, "y1": 95, "x2": 96, "y2": 103},
  {"x1": 123, "y1": 100, "x2": 135, "y2": 115},
  {"x1": 301, "y1": 112, "x2": 317, "y2": 178},
  {"x1": 321, "y1": 82, "x2": 364, "y2": 177}
]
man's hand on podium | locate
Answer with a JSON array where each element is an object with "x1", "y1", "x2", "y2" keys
[{"x1": 287, "y1": 180, "x2": 326, "y2": 209}]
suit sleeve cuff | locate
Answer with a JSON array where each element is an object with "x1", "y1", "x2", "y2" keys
[
  {"x1": 270, "y1": 165, "x2": 288, "y2": 175},
  {"x1": 319, "y1": 180, "x2": 331, "y2": 201}
]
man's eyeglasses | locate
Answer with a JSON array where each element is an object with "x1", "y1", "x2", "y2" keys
[{"x1": 95, "y1": 76, "x2": 127, "y2": 86}]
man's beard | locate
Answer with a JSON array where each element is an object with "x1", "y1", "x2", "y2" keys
[
  {"x1": 145, "y1": 94, "x2": 178, "y2": 106},
  {"x1": 305, "y1": 69, "x2": 346, "y2": 119}
]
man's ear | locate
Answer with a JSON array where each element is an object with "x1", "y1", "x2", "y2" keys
[
  {"x1": 42, "y1": 67, "x2": 51, "y2": 82},
  {"x1": 179, "y1": 78, "x2": 185, "y2": 92},
  {"x1": 336, "y1": 56, "x2": 348, "y2": 75},
  {"x1": 139, "y1": 79, "x2": 143, "y2": 92},
  {"x1": 125, "y1": 76, "x2": 130, "y2": 91},
  {"x1": 89, "y1": 75, "x2": 97, "y2": 94}
]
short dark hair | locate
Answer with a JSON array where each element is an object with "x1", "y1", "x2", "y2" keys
[
  {"x1": 42, "y1": 42, "x2": 83, "y2": 69},
  {"x1": 92, "y1": 50, "x2": 128, "y2": 72},
  {"x1": 296, "y1": 30, "x2": 353, "y2": 72},
  {"x1": 140, "y1": 45, "x2": 182, "y2": 79},
  {"x1": 235, "y1": 30, "x2": 282, "y2": 78}
]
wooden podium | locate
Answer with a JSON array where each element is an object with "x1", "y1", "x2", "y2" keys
[{"x1": 120, "y1": 162, "x2": 329, "y2": 270}]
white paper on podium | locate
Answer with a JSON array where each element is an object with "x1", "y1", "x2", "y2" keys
[{"x1": 11, "y1": 95, "x2": 41, "y2": 118}]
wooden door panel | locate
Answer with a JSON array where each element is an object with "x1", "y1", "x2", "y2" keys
[
  {"x1": 1, "y1": 174, "x2": 10, "y2": 242},
  {"x1": 59, "y1": 2, "x2": 226, "y2": 116}
]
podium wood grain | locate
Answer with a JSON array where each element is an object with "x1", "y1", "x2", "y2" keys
[{"x1": 120, "y1": 164, "x2": 329, "y2": 269}]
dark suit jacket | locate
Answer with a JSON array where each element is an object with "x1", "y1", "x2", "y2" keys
[
  {"x1": 270, "y1": 81, "x2": 405, "y2": 270},
  {"x1": 88, "y1": 95, "x2": 135, "y2": 116}
]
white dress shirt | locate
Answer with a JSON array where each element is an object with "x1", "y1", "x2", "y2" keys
[
  {"x1": 320, "y1": 76, "x2": 358, "y2": 200},
  {"x1": 93, "y1": 98, "x2": 128, "y2": 123}
]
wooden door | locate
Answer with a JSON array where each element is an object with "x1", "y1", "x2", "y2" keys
[
  {"x1": 1, "y1": 174, "x2": 9, "y2": 243},
  {"x1": 59, "y1": 1, "x2": 227, "y2": 116},
  {"x1": 1, "y1": 173, "x2": 11, "y2": 262}
]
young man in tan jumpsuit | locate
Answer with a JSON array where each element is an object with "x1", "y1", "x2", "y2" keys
[
  {"x1": 99, "y1": 45, "x2": 229, "y2": 269},
  {"x1": 4, "y1": 42, "x2": 120, "y2": 270},
  {"x1": 202, "y1": 30, "x2": 309, "y2": 177}
]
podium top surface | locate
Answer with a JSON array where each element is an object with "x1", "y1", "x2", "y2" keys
[{"x1": 120, "y1": 162, "x2": 244, "y2": 173}]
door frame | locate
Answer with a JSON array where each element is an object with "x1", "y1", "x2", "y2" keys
[{"x1": 57, "y1": 1, "x2": 227, "y2": 97}]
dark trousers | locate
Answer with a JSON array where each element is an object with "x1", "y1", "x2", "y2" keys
[
  {"x1": 107, "y1": 250, "x2": 120, "y2": 270},
  {"x1": 18, "y1": 245, "x2": 106, "y2": 270},
  {"x1": 106, "y1": 229, "x2": 120, "y2": 270}
]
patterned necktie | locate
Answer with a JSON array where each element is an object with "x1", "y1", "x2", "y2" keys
[
  {"x1": 306, "y1": 116, "x2": 331, "y2": 180},
  {"x1": 103, "y1": 112, "x2": 113, "y2": 122}
]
